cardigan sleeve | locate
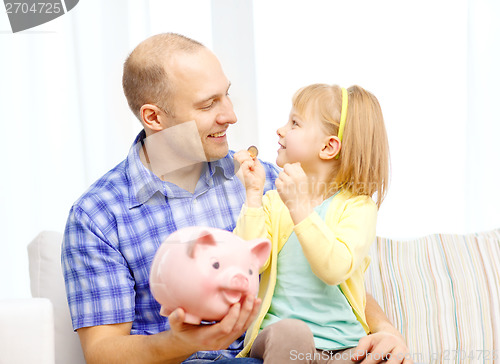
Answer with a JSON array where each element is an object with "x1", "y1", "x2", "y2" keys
[
  {"x1": 233, "y1": 192, "x2": 274, "y2": 271},
  {"x1": 233, "y1": 204, "x2": 267, "y2": 239},
  {"x1": 293, "y1": 194, "x2": 377, "y2": 285}
]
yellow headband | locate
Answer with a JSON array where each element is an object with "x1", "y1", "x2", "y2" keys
[
  {"x1": 335, "y1": 87, "x2": 348, "y2": 159},
  {"x1": 338, "y1": 87, "x2": 348, "y2": 141}
]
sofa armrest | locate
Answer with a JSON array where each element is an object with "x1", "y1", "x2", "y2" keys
[
  {"x1": 28, "y1": 231, "x2": 86, "y2": 364},
  {"x1": 0, "y1": 298, "x2": 55, "y2": 364}
]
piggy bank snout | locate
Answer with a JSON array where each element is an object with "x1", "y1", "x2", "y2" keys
[
  {"x1": 229, "y1": 273, "x2": 249, "y2": 291},
  {"x1": 220, "y1": 273, "x2": 251, "y2": 305}
]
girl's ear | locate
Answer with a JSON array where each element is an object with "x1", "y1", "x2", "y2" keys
[{"x1": 319, "y1": 135, "x2": 341, "y2": 160}]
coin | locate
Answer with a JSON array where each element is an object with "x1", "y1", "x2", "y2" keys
[{"x1": 247, "y1": 145, "x2": 258, "y2": 158}]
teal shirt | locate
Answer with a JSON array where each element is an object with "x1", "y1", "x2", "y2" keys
[{"x1": 260, "y1": 195, "x2": 366, "y2": 350}]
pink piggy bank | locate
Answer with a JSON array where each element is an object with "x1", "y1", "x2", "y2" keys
[{"x1": 149, "y1": 226, "x2": 271, "y2": 324}]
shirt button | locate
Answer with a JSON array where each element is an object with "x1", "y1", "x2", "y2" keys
[{"x1": 193, "y1": 199, "x2": 198, "y2": 204}]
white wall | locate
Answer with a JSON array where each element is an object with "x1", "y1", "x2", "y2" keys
[{"x1": 466, "y1": 0, "x2": 500, "y2": 234}]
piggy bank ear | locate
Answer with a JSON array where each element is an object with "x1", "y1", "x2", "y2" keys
[
  {"x1": 187, "y1": 230, "x2": 217, "y2": 258},
  {"x1": 249, "y1": 239, "x2": 271, "y2": 267}
]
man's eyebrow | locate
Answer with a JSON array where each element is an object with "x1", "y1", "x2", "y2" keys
[{"x1": 195, "y1": 82, "x2": 232, "y2": 106}]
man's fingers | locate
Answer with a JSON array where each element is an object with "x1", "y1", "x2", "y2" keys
[
  {"x1": 215, "y1": 302, "x2": 241, "y2": 336},
  {"x1": 352, "y1": 333, "x2": 412, "y2": 364},
  {"x1": 210, "y1": 295, "x2": 260, "y2": 339},
  {"x1": 358, "y1": 342, "x2": 394, "y2": 364},
  {"x1": 386, "y1": 352, "x2": 404, "y2": 364},
  {"x1": 352, "y1": 336, "x2": 371, "y2": 359},
  {"x1": 232, "y1": 295, "x2": 255, "y2": 333},
  {"x1": 168, "y1": 308, "x2": 185, "y2": 329},
  {"x1": 241, "y1": 296, "x2": 261, "y2": 329},
  {"x1": 386, "y1": 345, "x2": 413, "y2": 364},
  {"x1": 353, "y1": 336, "x2": 385, "y2": 364}
]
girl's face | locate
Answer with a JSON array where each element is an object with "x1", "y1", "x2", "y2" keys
[{"x1": 276, "y1": 108, "x2": 328, "y2": 169}]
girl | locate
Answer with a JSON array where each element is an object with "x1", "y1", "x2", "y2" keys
[{"x1": 233, "y1": 84, "x2": 389, "y2": 363}]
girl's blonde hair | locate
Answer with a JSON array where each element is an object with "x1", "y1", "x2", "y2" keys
[{"x1": 292, "y1": 84, "x2": 390, "y2": 207}]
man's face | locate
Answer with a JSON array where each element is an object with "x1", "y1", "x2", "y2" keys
[{"x1": 162, "y1": 49, "x2": 237, "y2": 161}]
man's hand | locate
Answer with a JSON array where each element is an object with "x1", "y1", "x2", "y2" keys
[
  {"x1": 351, "y1": 331, "x2": 413, "y2": 364},
  {"x1": 77, "y1": 295, "x2": 261, "y2": 364},
  {"x1": 357, "y1": 294, "x2": 413, "y2": 363},
  {"x1": 168, "y1": 295, "x2": 262, "y2": 353}
]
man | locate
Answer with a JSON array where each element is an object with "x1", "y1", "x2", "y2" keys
[{"x1": 62, "y1": 33, "x2": 411, "y2": 364}]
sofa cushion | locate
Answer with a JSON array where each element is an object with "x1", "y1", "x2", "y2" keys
[{"x1": 365, "y1": 228, "x2": 500, "y2": 363}]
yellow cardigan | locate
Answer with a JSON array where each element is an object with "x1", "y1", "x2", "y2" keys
[{"x1": 234, "y1": 189, "x2": 377, "y2": 357}]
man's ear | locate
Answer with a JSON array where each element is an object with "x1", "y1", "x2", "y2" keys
[
  {"x1": 319, "y1": 135, "x2": 341, "y2": 160},
  {"x1": 140, "y1": 104, "x2": 168, "y2": 133}
]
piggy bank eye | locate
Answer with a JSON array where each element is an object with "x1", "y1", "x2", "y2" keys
[
  {"x1": 210, "y1": 257, "x2": 220, "y2": 269},
  {"x1": 249, "y1": 269, "x2": 253, "y2": 275}
]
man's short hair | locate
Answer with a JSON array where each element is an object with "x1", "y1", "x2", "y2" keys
[{"x1": 122, "y1": 33, "x2": 204, "y2": 120}]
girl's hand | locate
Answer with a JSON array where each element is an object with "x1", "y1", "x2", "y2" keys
[
  {"x1": 234, "y1": 150, "x2": 265, "y2": 207},
  {"x1": 275, "y1": 163, "x2": 314, "y2": 224}
]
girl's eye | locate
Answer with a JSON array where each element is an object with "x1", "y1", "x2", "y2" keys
[{"x1": 292, "y1": 120, "x2": 298, "y2": 126}]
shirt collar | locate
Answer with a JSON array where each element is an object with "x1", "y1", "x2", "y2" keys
[
  {"x1": 209, "y1": 150, "x2": 237, "y2": 180},
  {"x1": 127, "y1": 130, "x2": 236, "y2": 208},
  {"x1": 127, "y1": 130, "x2": 163, "y2": 208}
]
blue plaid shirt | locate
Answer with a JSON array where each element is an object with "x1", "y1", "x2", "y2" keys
[{"x1": 62, "y1": 130, "x2": 279, "y2": 360}]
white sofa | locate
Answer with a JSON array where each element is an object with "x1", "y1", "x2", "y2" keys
[{"x1": 1, "y1": 229, "x2": 499, "y2": 363}]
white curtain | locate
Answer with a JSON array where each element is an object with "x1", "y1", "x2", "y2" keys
[
  {"x1": 1, "y1": 0, "x2": 499, "y2": 299},
  {"x1": 0, "y1": 0, "x2": 213, "y2": 299},
  {"x1": 466, "y1": 0, "x2": 500, "y2": 235}
]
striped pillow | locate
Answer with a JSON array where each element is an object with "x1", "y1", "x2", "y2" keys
[{"x1": 365, "y1": 229, "x2": 500, "y2": 363}]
